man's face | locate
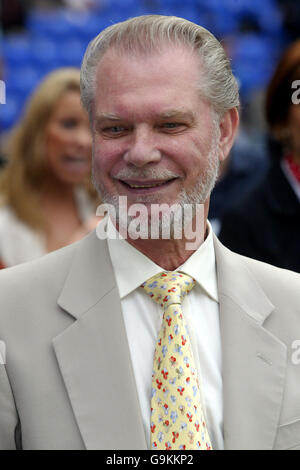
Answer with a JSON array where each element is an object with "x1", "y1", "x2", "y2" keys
[{"x1": 92, "y1": 45, "x2": 221, "y2": 228}]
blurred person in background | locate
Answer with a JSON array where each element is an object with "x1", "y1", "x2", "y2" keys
[
  {"x1": 63, "y1": 0, "x2": 100, "y2": 11},
  {"x1": 209, "y1": 127, "x2": 268, "y2": 235},
  {"x1": 219, "y1": 39, "x2": 300, "y2": 273},
  {"x1": 0, "y1": 50, "x2": 5, "y2": 166},
  {"x1": 0, "y1": 67, "x2": 100, "y2": 268}
]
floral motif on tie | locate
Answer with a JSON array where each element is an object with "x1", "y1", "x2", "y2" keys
[{"x1": 141, "y1": 271, "x2": 212, "y2": 451}]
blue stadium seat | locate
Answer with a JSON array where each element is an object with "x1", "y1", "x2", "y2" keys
[
  {"x1": 26, "y1": 8, "x2": 74, "y2": 40},
  {"x1": 160, "y1": 5, "x2": 200, "y2": 24},
  {"x1": 197, "y1": 0, "x2": 224, "y2": 11},
  {"x1": 225, "y1": 0, "x2": 275, "y2": 16},
  {"x1": 100, "y1": 0, "x2": 160, "y2": 23},
  {"x1": 2, "y1": 35, "x2": 32, "y2": 67},
  {"x1": 233, "y1": 58, "x2": 274, "y2": 97},
  {"x1": 257, "y1": 5, "x2": 283, "y2": 34},
  {"x1": 106, "y1": 0, "x2": 139, "y2": 10},
  {"x1": 208, "y1": 11, "x2": 238, "y2": 35},
  {"x1": 227, "y1": 0, "x2": 282, "y2": 33},
  {"x1": 66, "y1": 13, "x2": 111, "y2": 43},
  {"x1": 6, "y1": 65, "x2": 40, "y2": 96},
  {"x1": 161, "y1": 0, "x2": 198, "y2": 7},
  {"x1": 30, "y1": 37, "x2": 59, "y2": 71},
  {"x1": 230, "y1": 31, "x2": 278, "y2": 97},
  {"x1": 57, "y1": 38, "x2": 86, "y2": 67},
  {"x1": 46, "y1": 15, "x2": 74, "y2": 41},
  {"x1": 26, "y1": 9, "x2": 56, "y2": 35},
  {"x1": 234, "y1": 34, "x2": 275, "y2": 64}
]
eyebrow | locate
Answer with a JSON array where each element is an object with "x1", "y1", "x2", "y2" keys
[
  {"x1": 95, "y1": 113, "x2": 122, "y2": 124},
  {"x1": 94, "y1": 109, "x2": 195, "y2": 125},
  {"x1": 158, "y1": 110, "x2": 195, "y2": 121}
]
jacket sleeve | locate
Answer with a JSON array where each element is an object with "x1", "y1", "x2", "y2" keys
[{"x1": 0, "y1": 363, "x2": 19, "y2": 449}]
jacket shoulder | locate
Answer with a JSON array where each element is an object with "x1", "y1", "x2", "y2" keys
[
  {"x1": 242, "y1": 253, "x2": 300, "y2": 286},
  {"x1": 238, "y1": 252, "x2": 300, "y2": 311},
  {"x1": 0, "y1": 238, "x2": 78, "y2": 313},
  {"x1": 214, "y1": 235, "x2": 300, "y2": 311}
]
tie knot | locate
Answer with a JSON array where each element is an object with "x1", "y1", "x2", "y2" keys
[{"x1": 141, "y1": 271, "x2": 195, "y2": 309}]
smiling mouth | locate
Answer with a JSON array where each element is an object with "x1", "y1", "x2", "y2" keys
[{"x1": 119, "y1": 178, "x2": 177, "y2": 189}]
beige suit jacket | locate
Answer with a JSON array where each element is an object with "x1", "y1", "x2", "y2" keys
[{"x1": 0, "y1": 231, "x2": 299, "y2": 450}]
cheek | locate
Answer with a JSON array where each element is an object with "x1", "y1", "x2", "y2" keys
[
  {"x1": 172, "y1": 135, "x2": 208, "y2": 169},
  {"x1": 46, "y1": 129, "x2": 65, "y2": 158},
  {"x1": 93, "y1": 138, "x2": 125, "y2": 175}
]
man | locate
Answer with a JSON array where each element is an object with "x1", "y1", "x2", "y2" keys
[{"x1": 0, "y1": 15, "x2": 299, "y2": 450}]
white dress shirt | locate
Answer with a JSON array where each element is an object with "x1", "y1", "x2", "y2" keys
[{"x1": 106, "y1": 217, "x2": 224, "y2": 450}]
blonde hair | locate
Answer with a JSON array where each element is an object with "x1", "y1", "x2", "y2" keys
[
  {"x1": 0, "y1": 67, "x2": 97, "y2": 230},
  {"x1": 81, "y1": 15, "x2": 240, "y2": 119}
]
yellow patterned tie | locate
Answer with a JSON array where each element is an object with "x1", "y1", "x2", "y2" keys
[{"x1": 141, "y1": 271, "x2": 212, "y2": 450}]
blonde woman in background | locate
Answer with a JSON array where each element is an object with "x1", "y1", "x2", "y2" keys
[{"x1": 0, "y1": 68, "x2": 100, "y2": 268}]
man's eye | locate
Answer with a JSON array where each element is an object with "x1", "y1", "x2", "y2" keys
[
  {"x1": 110, "y1": 126, "x2": 125, "y2": 132},
  {"x1": 103, "y1": 126, "x2": 126, "y2": 135},
  {"x1": 161, "y1": 122, "x2": 184, "y2": 130},
  {"x1": 164, "y1": 123, "x2": 178, "y2": 128}
]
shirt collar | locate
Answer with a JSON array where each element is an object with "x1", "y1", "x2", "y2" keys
[{"x1": 106, "y1": 216, "x2": 218, "y2": 302}]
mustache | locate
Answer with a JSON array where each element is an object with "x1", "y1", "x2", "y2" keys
[{"x1": 113, "y1": 168, "x2": 181, "y2": 180}]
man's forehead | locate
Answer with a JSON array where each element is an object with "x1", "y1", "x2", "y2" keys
[
  {"x1": 92, "y1": 45, "x2": 207, "y2": 121},
  {"x1": 93, "y1": 46, "x2": 204, "y2": 107},
  {"x1": 95, "y1": 43, "x2": 201, "y2": 78}
]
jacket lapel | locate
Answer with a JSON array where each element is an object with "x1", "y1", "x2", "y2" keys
[
  {"x1": 53, "y1": 231, "x2": 147, "y2": 450},
  {"x1": 214, "y1": 236, "x2": 287, "y2": 450}
]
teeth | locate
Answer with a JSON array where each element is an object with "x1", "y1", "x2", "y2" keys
[{"x1": 128, "y1": 182, "x2": 167, "y2": 188}]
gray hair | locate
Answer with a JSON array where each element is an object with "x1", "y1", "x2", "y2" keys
[{"x1": 80, "y1": 15, "x2": 239, "y2": 119}]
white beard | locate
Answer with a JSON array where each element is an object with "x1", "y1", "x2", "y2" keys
[{"x1": 93, "y1": 126, "x2": 220, "y2": 239}]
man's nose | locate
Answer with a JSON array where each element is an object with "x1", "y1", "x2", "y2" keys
[{"x1": 123, "y1": 127, "x2": 161, "y2": 167}]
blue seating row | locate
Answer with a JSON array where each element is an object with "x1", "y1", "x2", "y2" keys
[{"x1": 0, "y1": 0, "x2": 284, "y2": 130}]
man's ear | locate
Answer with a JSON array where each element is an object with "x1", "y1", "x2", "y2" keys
[{"x1": 218, "y1": 107, "x2": 239, "y2": 162}]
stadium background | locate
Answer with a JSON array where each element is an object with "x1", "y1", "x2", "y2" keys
[{"x1": 0, "y1": 0, "x2": 300, "y2": 159}]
